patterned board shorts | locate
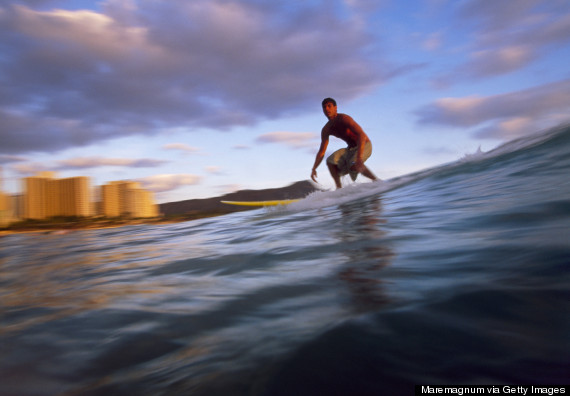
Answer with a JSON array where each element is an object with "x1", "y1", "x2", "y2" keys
[{"x1": 326, "y1": 141, "x2": 372, "y2": 181}]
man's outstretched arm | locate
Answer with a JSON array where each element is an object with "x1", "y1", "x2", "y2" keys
[{"x1": 311, "y1": 134, "x2": 329, "y2": 182}]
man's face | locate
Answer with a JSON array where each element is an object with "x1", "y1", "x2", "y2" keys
[{"x1": 322, "y1": 102, "x2": 337, "y2": 119}]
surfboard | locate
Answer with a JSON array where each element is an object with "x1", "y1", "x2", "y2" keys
[{"x1": 221, "y1": 199, "x2": 300, "y2": 207}]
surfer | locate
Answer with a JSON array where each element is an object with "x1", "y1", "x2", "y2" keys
[{"x1": 311, "y1": 98, "x2": 378, "y2": 188}]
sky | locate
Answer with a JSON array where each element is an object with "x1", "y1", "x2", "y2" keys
[{"x1": 1, "y1": 0, "x2": 569, "y2": 203}]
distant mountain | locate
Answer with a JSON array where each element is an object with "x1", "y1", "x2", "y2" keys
[{"x1": 159, "y1": 180, "x2": 322, "y2": 216}]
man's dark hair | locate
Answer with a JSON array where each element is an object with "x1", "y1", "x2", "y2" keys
[{"x1": 322, "y1": 97, "x2": 337, "y2": 107}]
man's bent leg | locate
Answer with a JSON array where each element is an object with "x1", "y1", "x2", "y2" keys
[
  {"x1": 349, "y1": 163, "x2": 378, "y2": 181},
  {"x1": 360, "y1": 165, "x2": 378, "y2": 181},
  {"x1": 327, "y1": 162, "x2": 342, "y2": 188}
]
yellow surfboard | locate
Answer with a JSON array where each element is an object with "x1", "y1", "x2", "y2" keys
[{"x1": 221, "y1": 199, "x2": 300, "y2": 207}]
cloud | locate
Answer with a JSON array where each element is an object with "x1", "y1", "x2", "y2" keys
[
  {"x1": 256, "y1": 132, "x2": 318, "y2": 149},
  {"x1": 204, "y1": 166, "x2": 223, "y2": 175},
  {"x1": 0, "y1": 110, "x2": 104, "y2": 154},
  {"x1": 464, "y1": 45, "x2": 537, "y2": 78},
  {"x1": 10, "y1": 162, "x2": 50, "y2": 175},
  {"x1": 163, "y1": 143, "x2": 201, "y2": 154},
  {"x1": 137, "y1": 174, "x2": 202, "y2": 192},
  {"x1": 415, "y1": 78, "x2": 570, "y2": 139},
  {"x1": 57, "y1": 157, "x2": 167, "y2": 169},
  {"x1": 422, "y1": 32, "x2": 443, "y2": 51},
  {"x1": 0, "y1": 154, "x2": 27, "y2": 165},
  {"x1": 11, "y1": 156, "x2": 167, "y2": 174},
  {"x1": 474, "y1": 117, "x2": 537, "y2": 140},
  {"x1": 436, "y1": 0, "x2": 570, "y2": 84},
  {"x1": 0, "y1": 0, "x2": 387, "y2": 155},
  {"x1": 458, "y1": 0, "x2": 545, "y2": 33},
  {"x1": 343, "y1": 0, "x2": 385, "y2": 13}
]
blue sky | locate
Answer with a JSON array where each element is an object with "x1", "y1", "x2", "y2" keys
[{"x1": 1, "y1": 0, "x2": 569, "y2": 203}]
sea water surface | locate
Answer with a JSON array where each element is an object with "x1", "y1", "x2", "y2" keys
[{"x1": 1, "y1": 126, "x2": 569, "y2": 396}]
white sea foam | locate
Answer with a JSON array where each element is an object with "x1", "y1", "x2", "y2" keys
[
  {"x1": 269, "y1": 180, "x2": 390, "y2": 213},
  {"x1": 267, "y1": 123, "x2": 570, "y2": 215}
]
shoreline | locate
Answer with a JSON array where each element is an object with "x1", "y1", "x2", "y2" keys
[{"x1": 0, "y1": 212, "x2": 231, "y2": 236}]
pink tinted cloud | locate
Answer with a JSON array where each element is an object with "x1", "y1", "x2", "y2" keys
[
  {"x1": 256, "y1": 132, "x2": 318, "y2": 149},
  {"x1": 137, "y1": 174, "x2": 202, "y2": 192},
  {"x1": 415, "y1": 78, "x2": 570, "y2": 139}
]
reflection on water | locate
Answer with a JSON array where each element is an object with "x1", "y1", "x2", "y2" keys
[
  {"x1": 0, "y1": 227, "x2": 186, "y2": 336},
  {"x1": 336, "y1": 197, "x2": 395, "y2": 313}
]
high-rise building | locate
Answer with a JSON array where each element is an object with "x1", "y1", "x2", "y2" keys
[
  {"x1": 0, "y1": 195, "x2": 21, "y2": 227},
  {"x1": 101, "y1": 183, "x2": 119, "y2": 217},
  {"x1": 57, "y1": 176, "x2": 91, "y2": 217},
  {"x1": 0, "y1": 191, "x2": 8, "y2": 227},
  {"x1": 128, "y1": 188, "x2": 159, "y2": 218},
  {"x1": 0, "y1": 167, "x2": 10, "y2": 226},
  {"x1": 23, "y1": 174, "x2": 52, "y2": 219},
  {"x1": 11, "y1": 195, "x2": 24, "y2": 221},
  {"x1": 14, "y1": 172, "x2": 158, "y2": 222},
  {"x1": 23, "y1": 173, "x2": 92, "y2": 219},
  {"x1": 101, "y1": 181, "x2": 158, "y2": 218}
]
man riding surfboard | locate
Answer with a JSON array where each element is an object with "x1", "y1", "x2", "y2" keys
[{"x1": 311, "y1": 98, "x2": 378, "y2": 188}]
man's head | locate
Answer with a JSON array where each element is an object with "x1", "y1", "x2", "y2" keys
[
  {"x1": 322, "y1": 98, "x2": 337, "y2": 107},
  {"x1": 322, "y1": 97, "x2": 337, "y2": 120}
]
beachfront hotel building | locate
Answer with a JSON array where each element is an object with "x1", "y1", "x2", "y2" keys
[
  {"x1": 129, "y1": 188, "x2": 159, "y2": 218},
  {"x1": 0, "y1": 172, "x2": 159, "y2": 225},
  {"x1": 101, "y1": 181, "x2": 158, "y2": 218},
  {"x1": 0, "y1": 189, "x2": 13, "y2": 227},
  {"x1": 23, "y1": 172, "x2": 92, "y2": 219},
  {"x1": 0, "y1": 167, "x2": 9, "y2": 226}
]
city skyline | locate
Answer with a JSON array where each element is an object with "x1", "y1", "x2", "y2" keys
[
  {"x1": 1, "y1": 1, "x2": 569, "y2": 203},
  {"x1": 0, "y1": 170, "x2": 159, "y2": 224}
]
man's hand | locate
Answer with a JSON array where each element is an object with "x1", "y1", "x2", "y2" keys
[
  {"x1": 311, "y1": 168, "x2": 318, "y2": 182},
  {"x1": 351, "y1": 159, "x2": 365, "y2": 174}
]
